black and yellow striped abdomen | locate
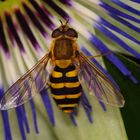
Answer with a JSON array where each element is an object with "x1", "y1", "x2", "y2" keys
[{"x1": 50, "y1": 65, "x2": 82, "y2": 113}]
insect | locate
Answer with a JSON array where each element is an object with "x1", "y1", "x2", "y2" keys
[{"x1": 0, "y1": 20, "x2": 125, "y2": 113}]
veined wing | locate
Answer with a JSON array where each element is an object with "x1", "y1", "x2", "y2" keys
[
  {"x1": 0, "y1": 53, "x2": 50, "y2": 110},
  {"x1": 78, "y1": 52, "x2": 125, "y2": 107}
]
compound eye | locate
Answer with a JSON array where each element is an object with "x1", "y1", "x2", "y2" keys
[
  {"x1": 51, "y1": 29, "x2": 63, "y2": 38},
  {"x1": 66, "y1": 28, "x2": 78, "y2": 38}
]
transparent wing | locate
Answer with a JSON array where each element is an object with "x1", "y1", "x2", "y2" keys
[
  {"x1": 0, "y1": 54, "x2": 50, "y2": 110},
  {"x1": 78, "y1": 52, "x2": 125, "y2": 107}
]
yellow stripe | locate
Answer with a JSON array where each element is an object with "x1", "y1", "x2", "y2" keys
[
  {"x1": 51, "y1": 83, "x2": 64, "y2": 88},
  {"x1": 58, "y1": 104, "x2": 77, "y2": 108},
  {"x1": 67, "y1": 93, "x2": 81, "y2": 98},
  {"x1": 51, "y1": 82, "x2": 80, "y2": 88},
  {"x1": 65, "y1": 82, "x2": 80, "y2": 88},
  {"x1": 66, "y1": 69, "x2": 78, "y2": 77},
  {"x1": 51, "y1": 94, "x2": 65, "y2": 99},
  {"x1": 51, "y1": 93, "x2": 81, "y2": 99},
  {"x1": 55, "y1": 60, "x2": 72, "y2": 68},
  {"x1": 63, "y1": 110, "x2": 73, "y2": 113},
  {"x1": 52, "y1": 71, "x2": 62, "y2": 78}
]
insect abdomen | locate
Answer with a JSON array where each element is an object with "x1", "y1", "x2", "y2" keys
[{"x1": 50, "y1": 65, "x2": 82, "y2": 113}]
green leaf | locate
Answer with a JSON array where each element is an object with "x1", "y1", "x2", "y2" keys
[{"x1": 104, "y1": 53, "x2": 140, "y2": 140}]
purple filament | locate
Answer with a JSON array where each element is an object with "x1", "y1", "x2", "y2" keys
[{"x1": 40, "y1": 89, "x2": 55, "y2": 126}]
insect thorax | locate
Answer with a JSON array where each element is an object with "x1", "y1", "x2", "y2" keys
[
  {"x1": 53, "y1": 38, "x2": 74, "y2": 59},
  {"x1": 50, "y1": 37, "x2": 77, "y2": 68}
]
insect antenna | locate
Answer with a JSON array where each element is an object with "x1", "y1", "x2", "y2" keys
[
  {"x1": 65, "y1": 19, "x2": 69, "y2": 26},
  {"x1": 59, "y1": 19, "x2": 63, "y2": 26}
]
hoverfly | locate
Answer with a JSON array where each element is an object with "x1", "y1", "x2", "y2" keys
[{"x1": 0, "y1": 20, "x2": 125, "y2": 113}]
